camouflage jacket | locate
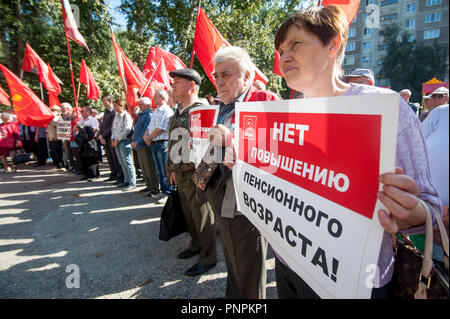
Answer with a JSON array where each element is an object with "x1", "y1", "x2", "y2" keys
[{"x1": 167, "y1": 101, "x2": 204, "y2": 172}]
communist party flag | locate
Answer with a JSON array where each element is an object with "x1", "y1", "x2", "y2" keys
[
  {"x1": 22, "y1": 43, "x2": 63, "y2": 85},
  {"x1": 111, "y1": 31, "x2": 146, "y2": 107},
  {"x1": 192, "y1": 7, "x2": 268, "y2": 88},
  {"x1": 0, "y1": 64, "x2": 54, "y2": 127},
  {"x1": 322, "y1": 0, "x2": 360, "y2": 24},
  {"x1": 139, "y1": 57, "x2": 171, "y2": 103},
  {"x1": 0, "y1": 85, "x2": 11, "y2": 106},
  {"x1": 61, "y1": 0, "x2": 90, "y2": 51},
  {"x1": 79, "y1": 59, "x2": 100, "y2": 100}
]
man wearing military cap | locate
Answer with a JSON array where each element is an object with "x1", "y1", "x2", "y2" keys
[{"x1": 167, "y1": 68, "x2": 217, "y2": 277}]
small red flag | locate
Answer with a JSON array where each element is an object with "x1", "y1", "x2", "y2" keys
[
  {"x1": 139, "y1": 57, "x2": 171, "y2": 102},
  {"x1": 79, "y1": 59, "x2": 100, "y2": 100},
  {"x1": 322, "y1": 0, "x2": 360, "y2": 24},
  {"x1": 61, "y1": 0, "x2": 90, "y2": 51},
  {"x1": 40, "y1": 63, "x2": 62, "y2": 95},
  {"x1": 0, "y1": 63, "x2": 54, "y2": 127},
  {"x1": 0, "y1": 85, "x2": 11, "y2": 106},
  {"x1": 143, "y1": 46, "x2": 186, "y2": 78},
  {"x1": 49, "y1": 92, "x2": 61, "y2": 108},
  {"x1": 193, "y1": 7, "x2": 268, "y2": 88},
  {"x1": 111, "y1": 31, "x2": 147, "y2": 107},
  {"x1": 273, "y1": 50, "x2": 282, "y2": 76}
]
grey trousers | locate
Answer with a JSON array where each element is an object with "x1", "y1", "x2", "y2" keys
[{"x1": 136, "y1": 147, "x2": 159, "y2": 193}]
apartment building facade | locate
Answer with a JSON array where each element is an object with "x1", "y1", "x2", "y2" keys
[{"x1": 342, "y1": 0, "x2": 449, "y2": 86}]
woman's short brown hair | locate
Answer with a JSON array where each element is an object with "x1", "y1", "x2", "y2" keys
[
  {"x1": 275, "y1": 5, "x2": 349, "y2": 73},
  {"x1": 113, "y1": 99, "x2": 126, "y2": 109}
]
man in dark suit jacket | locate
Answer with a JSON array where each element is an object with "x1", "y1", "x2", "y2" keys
[{"x1": 98, "y1": 94, "x2": 124, "y2": 183}]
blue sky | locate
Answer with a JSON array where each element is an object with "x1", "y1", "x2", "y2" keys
[{"x1": 106, "y1": 0, "x2": 127, "y2": 30}]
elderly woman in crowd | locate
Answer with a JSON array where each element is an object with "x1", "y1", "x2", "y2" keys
[
  {"x1": 0, "y1": 112, "x2": 21, "y2": 173},
  {"x1": 266, "y1": 4, "x2": 441, "y2": 299},
  {"x1": 111, "y1": 99, "x2": 136, "y2": 191}
]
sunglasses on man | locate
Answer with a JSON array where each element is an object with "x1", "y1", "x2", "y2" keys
[{"x1": 431, "y1": 94, "x2": 446, "y2": 99}]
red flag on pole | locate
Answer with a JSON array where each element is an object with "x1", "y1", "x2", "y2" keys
[
  {"x1": 79, "y1": 59, "x2": 100, "y2": 100},
  {"x1": 0, "y1": 85, "x2": 11, "y2": 106},
  {"x1": 139, "y1": 57, "x2": 171, "y2": 101},
  {"x1": 22, "y1": 43, "x2": 63, "y2": 85},
  {"x1": 111, "y1": 31, "x2": 147, "y2": 107},
  {"x1": 273, "y1": 50, "x2": 282, "y2": 76},
  {"x1": 0, "y1": 64, "x2": 54, "y2": 127},
  {"x1": 49, "y1": 92, "x2": 61, "y2": 108},
  {"x1": 39, "y1": 63, "x2": 62, "y2": 95},
  {"x1": 322, "y1": 0, "x2": 360, "y2": 24},
  {"x1": 192, "y1": 7, "x2": 268, "y2": 88},
  {"x1": 143, "y1": 46, "x2": 186, "y2": 78},
  {"x1": 61, "y1": 0, "x2": 90, "y2": 51}
]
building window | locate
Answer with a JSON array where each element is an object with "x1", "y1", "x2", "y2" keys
[
  {"x1": 406, "y1": 3, "x2": 416, "y2": 12},
  {"x1": 362, "y1": 42, "x2": 372, "y2": 51},
  {"x1": 381, "y1": 0, "x2": 398, "y2": 7},
  {"x1": 349, "y1": 28, "x2": 356, "y2": 38},
  {"x1": 346, "y1": 42, "x2": 356, "y2": 51},
  {"x1": 381, "y1": 13, "x2": 398, "y2": 21},
  {"x1": 362, "y1": 56, "x2": 370, "y2": 64},
  {"x1": 424, "y1": 28, "x2": 440, "y2": 40},
  {"x1": 377, "y1": 59, "x2": 383, "y2": 65},
  {"x1": 408, "y1": 35, "x2": 415, "y2": 42},
  {"x1": 363, "y1": 28, "x2": 372, "y2": 36},
  {"x1": 425, "y1": 12, "x2": 441, "y2": 23},
  {"x1": 344, "y1": 56, "x2": 355, "y2": 66},
  {"x1": 365, "y1": 0, "x2": 374, "y2": 5},
  {"x1": 426, "y1": 0, "x2": 441, "y2": 7},
  {"x1": 405, "y1": 19, "x2": 415, "y2": 28},
  {"x1": 378, "y1": 43, "x2": 389, "y2": 51}
]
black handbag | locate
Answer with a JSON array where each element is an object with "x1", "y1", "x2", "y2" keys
[
  {"x1": 12, "y1": 149, "x2": 31, "y2": 164},
  {"x1": 158, "y1": 186, "x2": 187, "y2": 241}
]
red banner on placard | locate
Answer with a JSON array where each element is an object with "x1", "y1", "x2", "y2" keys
[
  {"x1": 189, "y1": 108, "x2": 218, "y2": 139},
  {"x1": 238, "y1": 111, "x2": 381, "y2": 219}
]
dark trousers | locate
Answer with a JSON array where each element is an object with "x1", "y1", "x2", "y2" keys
[
  {"x1": 36, "y1": 137, "x2": 48, "y2": 165},
  {"x1": 176, "y1": 168, "x2": 217, "y2": 267},
  {"x1": 63, "y1": 141, "x2": 75, "y2": 169},
  {"x1": 104, "y1": 140, "x2": 123, "y2": 181},
  {"x1": 49, "y1": 140, "x2": 63, "y2": 166},
  {"x1": 132, "y1": 149, "x2": 142, "y2": 176},
  {"x1": 136, "y1": 147, "x2": 159, "y2": 192},
  {"x1": 206, "y1": 184, "x2": 267, "y2": 299},
  {"x1": 274, "y1": 256, "x2": 391, "y2": 299},
  {"x1": 71, "y1": 147, "x2": 81, "y2": 172}
]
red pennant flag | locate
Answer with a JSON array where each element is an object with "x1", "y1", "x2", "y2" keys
[
  {"x1": 0, "y1": 85, "x2": 11, "y2": 106},
  {"x1": 143, "y1": 46, "x2": 186, "y2": 78},
  {"x1": 79, "y1": 59, "x2": 100, "y2": 100},
  {"x1": 139, "y1": 57, "x2": 171, "y2": 102},
  {"x1": 111, "y1": 31, "x2": 147, "y2": 107},
  {"x1": 273, "y1": 50, "x2": 282, "y2": 76},
  {"x1": 39, "y1": 63, "x2": 62, "y2": 95},
  {"x1": 61, "y1": 0, "x2": 90, "y2": 51},
  {"x1": 49, "y1": 92, "x2": 61, "y2": 108},
  {"x1": 193, "y1": 7, "x2": 268, "y2": 88},
  {"x1": 0, "y1": 64, "x2": 54, "y2": 127},
  {"x1": 322, "y1": 0, "x2": 360, "y2": 24}
]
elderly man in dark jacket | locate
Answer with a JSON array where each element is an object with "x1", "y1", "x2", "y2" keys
[{"x1": 98, "y1": 94, "x2": 124, "y2": 183}]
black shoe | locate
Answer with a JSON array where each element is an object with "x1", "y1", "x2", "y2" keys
[
  {"x1": 185, "y1": 263, "x2": 216, "y2": 277},
  {"x1": 147, "y1": 190, "x2": 161, "y2": 197},
  {"x1": 104, "y1": 177, "x2": 116, "y2": 182},
  {"x1": 80, "y1": 176, "x2": 89, "y2": 181},
  {"x1": 117, "y1": 182, "x2": 129, "y2": 188},
  {"x1": 177, "y1": 249, "x2": 199, "y2": 259},
  {"x1": 139, "y1": 187, "x2": 151, "y2": 193},
  {"x1": 114, "y1": 180, "x2": 123, "y2": 185}
]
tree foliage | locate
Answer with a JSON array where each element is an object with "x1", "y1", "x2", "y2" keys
[
  {"x1": 379, "y1": 23, "x2": 448, "y2": 103},
  {"x1": 1, "y1": 0, "x2": 307, "y2": 112}
]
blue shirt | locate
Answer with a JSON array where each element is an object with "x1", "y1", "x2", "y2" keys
[{"x1": 132, "y1": 109, "x2": 151, "y2": 150}]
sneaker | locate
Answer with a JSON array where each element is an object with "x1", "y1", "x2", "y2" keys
[{"x1": 122, "y1": 185, "x2": 136, "y2": 192}]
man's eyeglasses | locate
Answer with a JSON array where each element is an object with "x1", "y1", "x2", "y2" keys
[{"x1": 431, "y1": 94, "x2": 446, "y2": 99}]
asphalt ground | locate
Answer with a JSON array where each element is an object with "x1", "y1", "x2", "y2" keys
[{"x1": 0, "y1": 160, "x2": 277, "y2": 299}]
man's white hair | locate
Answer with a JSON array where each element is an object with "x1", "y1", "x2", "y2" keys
[
  {"x1": 214, "y1": 46, "x2": 255, "y2": 82},
  {"x1": 400, "y1": 89, "x2": 412, "y2": 96},
  {"x1": 140, "y1": 96, "x2": 152, "y2": 106},
  {"x1": 60, "y1": 102, "x2": 72, "y2": 110},
  {"x1": 155, "y1": 89, "x2": 169, "y2": 102},
  {"x1": 1, "y1": 112, "x2": 11, "y2": 120}
]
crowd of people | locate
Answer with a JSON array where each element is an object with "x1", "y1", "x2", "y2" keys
[{"x1": 1, "y1": 4, "x2": 448, "y2": 299}]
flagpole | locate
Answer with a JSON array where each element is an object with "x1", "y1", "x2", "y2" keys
[
  {"x1": 140, "y1": 58, "x2": 163, "y2": 96},
  {"x1": 77, "y1": 80, "x2": 81, "y2": 101},
  {"x1": 65, "y1": 34, "x2": 79, "y2": 120},
  {"x1": 39, "y1": 83, "x2": 44, "y2": 101}
]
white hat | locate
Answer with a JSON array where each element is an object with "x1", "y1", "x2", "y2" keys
[{"x1": 425, "y1": 86, "x2": 449, "y2": 98}]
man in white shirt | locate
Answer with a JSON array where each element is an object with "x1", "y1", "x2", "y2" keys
[
  {"x1": 80, "y1": 106, "x2": 99, "y2": 132},
  {"x1": 144, "y1": 89, "x2": 174, "y2": 195}
]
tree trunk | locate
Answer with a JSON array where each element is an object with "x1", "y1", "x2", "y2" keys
[{"x1": 15, "y1": 0, "x2": 24, "y2": 74}]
